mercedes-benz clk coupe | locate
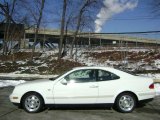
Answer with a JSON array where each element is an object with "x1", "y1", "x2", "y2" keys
[{"x1": 10, "y1": 67, "x2": 156, "y2": 113}]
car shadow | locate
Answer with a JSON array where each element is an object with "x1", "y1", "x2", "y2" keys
[
  {"x1": 46, "y1": 104, "x2": 113, "y2": 111},
  {"x1": 135, "y1": 107, "x2": 160, "y2": 114},
  {"x1": 135, "y1": 103, "x2": 160, "y2": 114}
]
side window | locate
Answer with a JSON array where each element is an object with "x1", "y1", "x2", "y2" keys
[
  {"x1": 65, "y1": 69, "x2": 96, "y2": 83},
  {"x1": 98, "y1": 70, "x2": 120, "y2": 81}
]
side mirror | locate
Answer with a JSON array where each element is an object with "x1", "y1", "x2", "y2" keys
[{"x1": 61, "y1": 78, "x2": 68, "y2": 85}]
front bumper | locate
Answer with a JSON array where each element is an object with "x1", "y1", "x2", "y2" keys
[{"x1": 9, "y1": 94, "x2": 21, "y2": 103}]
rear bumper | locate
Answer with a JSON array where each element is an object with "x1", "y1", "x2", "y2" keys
[{"x1": 138, "y1": 91, "x2": 156, "y2": 101}]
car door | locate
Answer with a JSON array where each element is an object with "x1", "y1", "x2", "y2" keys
[
  {"x1": 96, "y1": 69, "x2": 120, "y2": 103},
  {"x1": 53, "y1": 69, "x2": 98, "y2": 104}
]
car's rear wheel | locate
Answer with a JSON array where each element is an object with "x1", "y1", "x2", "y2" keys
[
  {"x1": 115, "y1": 93, "x2": 136, "y2": 113},
  {"x1": 22, "y1": 93, "x2": 44, "y2": 113}
]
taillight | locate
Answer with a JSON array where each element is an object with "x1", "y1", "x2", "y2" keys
[{"x1": 149, "y1": 83, "x2": 154, "y2": 89}]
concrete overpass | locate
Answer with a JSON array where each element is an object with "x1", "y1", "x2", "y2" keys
[
  {"x1": 1, "y1": 28, "x2": 160, "y2": 50},
  {"x1": 25, "y1": 29, "x2": 160, "y2": 45}
]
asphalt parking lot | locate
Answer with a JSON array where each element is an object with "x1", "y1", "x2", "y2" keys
[{"x1": 0, "y1": 87, "x2": 160, "y2": 120}]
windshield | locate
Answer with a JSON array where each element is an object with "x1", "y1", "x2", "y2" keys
[{"x1": 49, "y1": 71, "x2": 68, "y2": 81}]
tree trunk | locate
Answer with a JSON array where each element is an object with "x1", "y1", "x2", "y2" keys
[
  {"x1": 30, "y1": 0, "x2": 45, "y2": 61},
  {"x1": 2, "y1": 0, "x2": 17, "y2": 55},
  {"x1": 69, "y1": 0, "x2": 93, "y2": 58},
  {"x1": 58, "y1": 0, "x2": 67, "y2": 59},
  {"x1": 70, "y1": 12, "x2": 82, "y2": 58}
]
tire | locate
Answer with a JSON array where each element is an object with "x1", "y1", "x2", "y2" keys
[
  {"x1": 115, "y1": 93, "x2": 136, "y2": 113},
  {"x1": 22, "y1": 92, "x2": 44, "y2": 113}
]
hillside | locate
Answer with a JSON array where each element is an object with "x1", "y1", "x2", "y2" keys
[{"x1": 0, "y1": 48, "x2": 159, "y2": 76}]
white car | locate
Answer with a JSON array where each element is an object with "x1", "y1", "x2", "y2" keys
[{"x1": 10, "y1": 67, "x2": 156, "y2": 113}]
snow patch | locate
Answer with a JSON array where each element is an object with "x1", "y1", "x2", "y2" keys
[
  {"x1": 16, "y1": 61, "x2": 27, "y2": 65},
  {"x1": 154, "y1": 60, "x2": 160, "y2": 69},
  {"x1": 0, "y1": 80, "x2": 25, "y2": 87},
  {"x1": 155, "y1": 83, "x2": 160, "y2": 96},
  {"x1": 140, "y1": 74, "x2": 160, "y2": 79},
  {"x1": 40, "y1": 63, "x2": 48, "y2": 67},
  {"x1": 0, "y1": 73, "x2": 58, "y2": 79}
]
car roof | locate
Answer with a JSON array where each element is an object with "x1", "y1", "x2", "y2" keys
[
  {"x1": 72, "y1": 66, "x2": 133, "y2": 78},
  {"x1": 73, "y1": 66, "x2": 115, "y2": 70}
]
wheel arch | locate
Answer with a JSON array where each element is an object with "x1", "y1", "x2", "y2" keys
[
  {"x1": 20, "y1": 91, "x2": 45, "y2": 107},
  {"x1": 114, "y1": 91, "x2": 139, "y2": 104}
]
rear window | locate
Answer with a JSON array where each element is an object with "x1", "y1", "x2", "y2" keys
[{"x1": 97, "y1": 70, "x2": 120, "y2": 81}]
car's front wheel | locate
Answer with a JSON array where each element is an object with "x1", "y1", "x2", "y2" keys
[
  {"x1": 115, "y1": 93, "x2": 136, "y2": 113},
  {"x1": 22, "y1": 92, "x2": 44, "y2": 113}
]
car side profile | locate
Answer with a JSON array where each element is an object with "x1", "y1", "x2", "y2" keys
[{"x1": 9, "y1": 66, "x2": 156, "y2": 113}]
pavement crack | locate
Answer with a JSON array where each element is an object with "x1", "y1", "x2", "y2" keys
[{"x1": 0, "y1": 108, "x2": 19, "y2": 118}]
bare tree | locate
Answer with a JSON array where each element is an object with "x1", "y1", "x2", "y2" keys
[
  {"x1": 0, "y1": 0, "x2": 17, "y2": 55},
  {"x1": 62, "y1": 13, "x2": 73, "y2": 55},
  {"x1": 18, "y1": 0, "x2": 46, "y2": 60},
  {"x1": 58, "y1": 0, "x2": 67, "y2": 59},
  {"x1": 149, "y1": 0, "x2": 160, "y2": 51},
  {"x1": 54, "y1": 0, "x2": 102, "y2": 59},
  {"x1": 31, "y1": 0, "x2": 45, "y2": 60},
  {"x1": 69, "y1": 0, "x2": 98, "y2": 58},
  {"x1": 150, "y1": 0, "x2": 160, "y2": 16}
]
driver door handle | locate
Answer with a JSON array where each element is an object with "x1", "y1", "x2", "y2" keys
[{"x1": 89, "y1": 85, "x2": 98, "y2": 88}]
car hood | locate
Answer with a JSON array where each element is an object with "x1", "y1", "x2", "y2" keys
[
  {"x1": 12, "y1": 79, "x2": 57, "y2": 96},
  {"x1": 17, "y1": 79, "x2": 54, "y2": 87}
]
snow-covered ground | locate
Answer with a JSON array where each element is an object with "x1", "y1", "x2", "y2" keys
[
  {"x1": 155, "y1": 84, "x2": 160, "y2": 96},
  {"x1": 0, "y1": 80, "x2": 25, "y2": 87},
  {"x1": 0, "y1": 73, "x2": 58, "y2": 79},
  {"x1": 63, "y1": 48, "x2": 160, "y2": 72},
  {"x1": 139, "y1": 74, "x2": 160, "y2": 80}
]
